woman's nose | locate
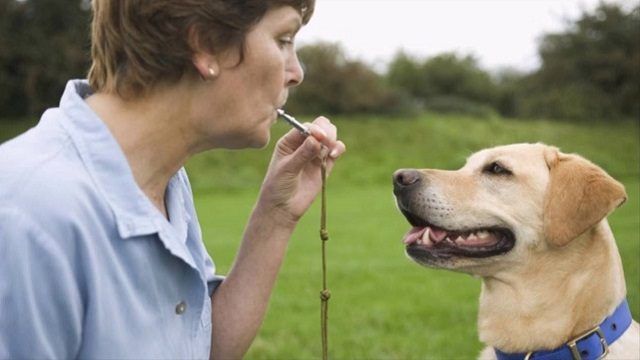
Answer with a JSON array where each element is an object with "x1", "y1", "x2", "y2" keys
[{"x1": 286, "y1": 52, "x2": 304, "y2": 87}]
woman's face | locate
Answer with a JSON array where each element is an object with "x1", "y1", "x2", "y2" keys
[{"x1": 202, "y1": 6, "x2": 305, "y2": 149}]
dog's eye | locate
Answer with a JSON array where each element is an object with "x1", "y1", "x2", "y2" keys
[{"x1": 483, "y1": 161, "x2": 512, "y2": 176}]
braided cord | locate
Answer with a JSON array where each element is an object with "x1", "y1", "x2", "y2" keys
[{"x1": 319, "y1": 157, "x2": 331, "y2": 360}]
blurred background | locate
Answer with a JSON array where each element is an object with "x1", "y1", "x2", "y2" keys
[
  {"x1": 0, "y1": 0, "x2": 638, "y2": 122},
  {"x1": 0, "y1": 0, "x2": 638, "y2": 358}
]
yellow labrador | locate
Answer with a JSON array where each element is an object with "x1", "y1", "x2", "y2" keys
[{"x1": 393, "y1": 143, "x2": 639, "y2": 360}]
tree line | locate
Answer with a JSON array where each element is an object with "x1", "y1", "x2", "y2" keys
[
  {"x1": 287, "y1": 3, "x2": 639, "y2": 121},
  {"x1": 0, "y1": 1, "x2": 637, "y2": 122}
]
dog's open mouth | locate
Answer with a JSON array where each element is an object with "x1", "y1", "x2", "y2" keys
[{"x1": 401, "y1": 210, "x2": 515, "y2": 259}]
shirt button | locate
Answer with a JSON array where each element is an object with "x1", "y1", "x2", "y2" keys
[{"x1": 175, "y1": 301, "x2": 187, "y2": 315}]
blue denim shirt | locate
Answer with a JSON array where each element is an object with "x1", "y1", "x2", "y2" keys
[{"x1": 0, "y1": 80, "x2": 223, "y2": 359}]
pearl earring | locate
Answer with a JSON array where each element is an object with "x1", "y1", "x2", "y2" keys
[{"x1": 208, "y1": 67, "x2": 216, "y2": 78}]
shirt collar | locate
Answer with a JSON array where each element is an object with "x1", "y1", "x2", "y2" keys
[{"x1": 57, "y1": 80, "x2": 180, "y2": 239}]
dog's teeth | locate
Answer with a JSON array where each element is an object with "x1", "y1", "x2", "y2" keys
[
  {"x1": 454, "y1": 236, "x2": 464, "y2": 244},
  {"x1": 477, "y1": 231, "x2": 490, "y2": 239},
  {"x1": 421, "y1": 228, "x2": 432, "y2": 246}
]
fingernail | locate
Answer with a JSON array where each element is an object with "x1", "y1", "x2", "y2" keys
[{"x1": 330, "y1": 148, "x2": 339, "y2": 158}]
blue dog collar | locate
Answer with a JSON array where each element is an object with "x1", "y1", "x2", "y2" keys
[{"x1": 494, "y1": 299, "x2": 633, "y2": 360}]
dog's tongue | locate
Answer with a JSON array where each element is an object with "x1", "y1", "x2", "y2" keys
[
  {"x1": 403, "y1": 226, "x2": 449, "y2": 244},
  {"x1": 403, "y1": 227, "x2": 427, "y2": 245},
  {"x1": 429, "y1": 227, "x2": 447, "y2": 242}
]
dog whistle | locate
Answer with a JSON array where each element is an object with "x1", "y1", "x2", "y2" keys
[{"x1": 277, "y1": 109, "x2": 311, "y2": 137}]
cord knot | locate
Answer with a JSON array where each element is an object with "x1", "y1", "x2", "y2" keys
[
  {"x1": 320, "y1": 229, "x2": 329, "y2": 241},
  {"x1": 320, "y1": 289, "x2": 331, "y2": 301}
]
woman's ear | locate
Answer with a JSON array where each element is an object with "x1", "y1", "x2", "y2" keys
[
  {"x1": 543, "y1": 149, "x2": 627, "y2": 247},
  {"x1": 188, "y1": 26, "x2": 220, "y2": 81},
  {"x1": 192, "y1": 54, "x2": 219, "y2": 81}
]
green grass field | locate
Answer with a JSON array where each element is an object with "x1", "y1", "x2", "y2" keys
[
  {"x1": 197, "y1": 181, "x2": 639, "y2": 359},
  {"x1": 2, "y1": 114, "x2": 638, "y2": 359},
  {"x1": 189, "y1": 114, "x2": 640, "y2": 359}
]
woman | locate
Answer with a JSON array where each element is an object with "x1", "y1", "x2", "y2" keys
[{"x1": 0, "y1": 0, "x2": 345, "y2": 358}]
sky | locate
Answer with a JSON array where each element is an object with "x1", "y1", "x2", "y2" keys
[{"x1": 297, "y1": 0, "x2": 634, "y2": 72}]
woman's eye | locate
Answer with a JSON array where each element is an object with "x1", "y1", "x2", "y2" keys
[
  {"x1": 483, "y1": 161, "x2": 512, "y2": 176},
  {"x1": 278, "y1": 36, "x2": 294, "y2": 47}
]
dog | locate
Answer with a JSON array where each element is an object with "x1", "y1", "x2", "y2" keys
[{"x1": 393, "y1": 143, "x2": 639, "y2": 359}]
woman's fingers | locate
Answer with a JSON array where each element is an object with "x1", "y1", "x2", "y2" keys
[
  {"x1": 329, "y1": 140, "x2": 346, "y2": 159},
  {"x1": 305, "y1": 117, "x2": 345, "y2": 158},
  {"x1": 282, "y1": 136, "x2": 322, "y2": 173},
  {"x1": 276, "y1": 115, "x2": 345, "y2": 162}
]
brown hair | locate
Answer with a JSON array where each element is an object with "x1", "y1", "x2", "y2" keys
[{"x1": 88, "y1": 0, "x2": 314, "y2": 98}]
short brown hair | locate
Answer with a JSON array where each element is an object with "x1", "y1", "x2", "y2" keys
[{"x1": 88, "y1": 0, "x2": 314, "y2": 98}]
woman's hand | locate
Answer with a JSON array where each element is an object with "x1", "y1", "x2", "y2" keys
[{"x1": 257, "y1": 116, "x2": 346, "y2": 226}]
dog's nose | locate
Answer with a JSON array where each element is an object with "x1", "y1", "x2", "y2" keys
[{"x1": 393, "y1": 169, "x2": 422, "y2": 193}]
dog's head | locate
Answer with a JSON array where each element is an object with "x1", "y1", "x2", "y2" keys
[{"x1": 393, "y1": 143, "x2": 626, "y2": 275}]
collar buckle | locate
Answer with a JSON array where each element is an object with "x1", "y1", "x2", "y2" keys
[
  {"x1": 567, "y1": 326, "x2": 609, "y2": 360},
  {"x1": 523, "y1": 326, "x2": 609, "y2": 360}
]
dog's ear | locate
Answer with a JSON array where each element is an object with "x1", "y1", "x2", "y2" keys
[{"x1": 543, "y1": 148, "x2": 627, "y2": 247}]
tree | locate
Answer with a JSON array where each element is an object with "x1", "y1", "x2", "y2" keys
[
  {"x1": 286, "y1": 42, "x2": 414, "y2": 115},
  {"x1": 521, "y1": 3, "x2": 640, "y2": 120},
  {"x1": 386, "y1": 51, "x2": 426, "y2": 105},
  {"x1": 387, "y1": 51, "x2": 499, "y2": 117},
  {"x1": 0, "y1": 0, "x2": 91, "y2": 118}
]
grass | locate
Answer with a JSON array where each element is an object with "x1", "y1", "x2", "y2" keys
[
  {"x1": 188, "y1": 114, "x2": 639, "y2": 359},
  {"x1": 0, "y1": 118, "x2": 37, "y2": 143},
  {"x1": 196, "y1": 185, "x2": 483, "y2": 359},
  {"x1": 184, "y1": 114, "x2": 639, "y2": 193},
  {"x1": 195, "y1": 180, "x2": 639, "y2": 359},
  {"x1": 2, "y1": 114, "x2": 638, "y2": 358}
]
